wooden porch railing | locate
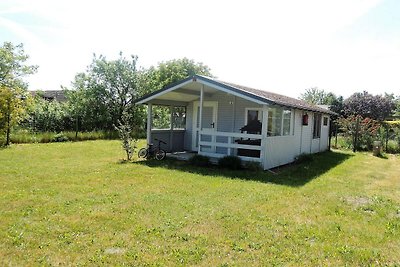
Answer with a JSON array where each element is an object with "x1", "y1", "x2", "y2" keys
[{"x1": 198, "y1": 129, "x2": 263, "y2": 162}]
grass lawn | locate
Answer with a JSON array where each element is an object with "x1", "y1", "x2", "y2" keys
[{"x1": 0, "y1": 140, "x2": 399, "y2": 266}]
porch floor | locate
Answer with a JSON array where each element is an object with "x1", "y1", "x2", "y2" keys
[
  {"x1": 166, "y1": 151, "x2": 197, "y2": 161},
  {"x1": 167, "y1": 151, "x2": 219, "y2": 164}
]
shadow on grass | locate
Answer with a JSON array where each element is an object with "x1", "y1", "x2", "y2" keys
[{"x1": 132, "y1": 150, "x2": 353, "y2": 187}]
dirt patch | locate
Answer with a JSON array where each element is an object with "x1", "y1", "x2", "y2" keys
[
  {"x1": 104, "y1": 247, "x2": 126, "y2": 255},
  {"x1": 343, "y1": 196, "x2": 372, "y2": 208}
]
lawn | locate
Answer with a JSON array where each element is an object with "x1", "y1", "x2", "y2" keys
[{"x1": 0, "y1": 140, "x2": 399, "y2": 266}]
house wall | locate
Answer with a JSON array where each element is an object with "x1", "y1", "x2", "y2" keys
[
  {"x1": 151, "y1": 129, "x2": 185, "y2": 152},
  {"x1": 182, "y1": 93, "x2": 331, "y2": 169},
  {"x1": 320, "y1": 116, "x2": 330, "y2": 151},
  {"x1": 264, "y1": 109, "x2": 330, "y2": 169}
]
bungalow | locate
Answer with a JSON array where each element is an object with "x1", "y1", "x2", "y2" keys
[{"x1": 135, "y1": 75, "x2": 335, "y2": 170}]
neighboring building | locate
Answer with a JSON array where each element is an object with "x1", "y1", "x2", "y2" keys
[
  {"x1": 135, "y1": 75, "x2": 335, "y2": 170},
  {"x1": 30, "y1": 90, "x2": 67, "y2": 102}
]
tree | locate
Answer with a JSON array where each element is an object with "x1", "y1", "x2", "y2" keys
[
  {"x1": 69, "y1": 52, "x2": 145, "y2": 130},
  {"x1": 337, "y1": 115, "x2": 380, "y2": 151},
  {"x1": 114, "y1": 110, "x2": 137, "y2": 161},
  {"x1": 343, "y1": 91, "x2": 395, "y2": 121},
  {"x1": 140, "y1": 58, "x2": 213, "y2": 93},
  {"x1": 300, "y1": 87, "x2": 336, "y2": 105},
  {"x1": 0, "y1": 42, "x2": 37, "y2": 145}
]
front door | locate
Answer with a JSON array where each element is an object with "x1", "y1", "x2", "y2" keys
[{"x1": 192, "y1": 101, "x2": 218, "y2": 151}]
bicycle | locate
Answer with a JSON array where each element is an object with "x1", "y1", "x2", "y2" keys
[{"x1": 138, "y1": 138, "x2": 167, "y2": 160}]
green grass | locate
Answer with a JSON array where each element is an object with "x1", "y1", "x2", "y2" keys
[{"x1": 0, "y1": 140, "x2": 399, "y2": 266}]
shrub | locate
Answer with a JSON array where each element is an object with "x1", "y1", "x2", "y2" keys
[
  {"x1": 386, "y1": 140, "x2": 400, "y2": 154},
  {"x1": 189, "y1": 154, "x2": 210, "y2": 167},
  {"x1": 295, "y1": 153, "x2": 313, "y2": 164},
  {"x1": 243, "y1": 161, "x2": 262, "y2": 171},
  {"x1": 218, "y1": 155, "x2": 242, "y2": 170},
  {"x1": 52, "y1": 132, "x2": 69, "y2": 142}
]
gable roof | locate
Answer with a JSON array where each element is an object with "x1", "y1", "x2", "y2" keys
[{"x1": 136, "y1": 75, "x2": 336, "y2": 115}]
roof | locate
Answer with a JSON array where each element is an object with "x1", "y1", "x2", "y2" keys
[
  {"x1": 136, "y1": 75, "x2": 336, "y2": 115},
  {"x1": 30, "y1": 90, "x2": 67, "y2": 102}
]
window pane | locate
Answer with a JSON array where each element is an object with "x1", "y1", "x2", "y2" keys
[
  {"x1": 323, "y1": 117, "x2": 328, "y2": 126},
  {"x1": 282, "y1": 109, "x2": 291, "y2": 135},
  {"x1": 247, "y1": 110, "x2": 259, "y2": 123},
  {"x1": 152, "y1": 106, "x2": 171, "y2": 129},
  {"x1": 173, "y1": 106, "x2": 186, "y2": 129},
  {"x1": 267, "y1": 107, "x2": 283, "y2": 136}
]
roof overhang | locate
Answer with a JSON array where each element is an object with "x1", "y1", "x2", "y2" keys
[
  {"x1": 135, "y1": 75, "x2": 336, "y2": 116},
  {"x1": 135, "y1": 75, "x2": 268, "y2": 106}
]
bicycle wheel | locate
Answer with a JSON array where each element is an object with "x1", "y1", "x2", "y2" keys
[
  {"x1": 138, "y1": 148, "x2": 148, "y2": 158},
  {"x1": 155, "y1": 149, "x2": 166, "y2": 160}
]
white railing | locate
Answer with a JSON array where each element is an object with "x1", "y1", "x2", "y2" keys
[{"x1": 198, "y1": 129, "x2": 263, "y2": 162}]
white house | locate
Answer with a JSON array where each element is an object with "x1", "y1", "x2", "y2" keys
[{"x1": 135, "y1": 75, "x2": 335, "y2": 170}]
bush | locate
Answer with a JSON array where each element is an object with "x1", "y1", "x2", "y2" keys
[
  {"x1": 243, "y1": 161, "x2": 262, "y2": 171},
  {"x1": 52, "y1": 132, "x2": 69, "y2": 142},
  {"x1": 295, "y1": 153, "x2": 313, "y2": 164},
  {"x1": 386, "y1": 140, "x2": 400, "y2": 154},
  {"x1": 189, "y1": 154, "x2": 210, "y2": 167},
  {"x1": 218, "y1": 155, "x2": 242, "y2": 170}
]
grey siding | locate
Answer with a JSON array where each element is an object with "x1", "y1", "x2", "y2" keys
[
  {"x1": 151, "y1": 130, "x2": 185, "y2": 152},
  {"x1": 184, "y1": 102, "x2": 193, "y2": 151}
]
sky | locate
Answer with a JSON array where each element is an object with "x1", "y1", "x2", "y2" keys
[{"x1": 0, "y1": 0, "x2": 399, "y2": 98}]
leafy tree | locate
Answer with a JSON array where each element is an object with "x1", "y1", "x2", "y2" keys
[
  {"x1": 27, "y1": 95, "x2": 72, "y2": 132},
  {"x1": 69, "y1": 52, "x2": 145, "y2": 130},
  {"x1": 300, "y1": 87, "x2": 336, "y2": 105},
  {"x1": 337, "y1": 115, "x2": 380, "y2": 151},
  {"x1": 0, "y1": 42, "x2": 38, "y2": 88},
  {"x1": 343, "y1": 91, "x2": 395, "y2": 121},
  {"x1": 329, "y1": 95, "x2": 345, "y2": 119},
  {"x1": 0, "y1": 42, "x2": 37, "y2": 145},
  {"x1": 141, "y1": 58, "x2": 213, "y2": 92},
  {"x1": 114, "y1": 110, "x2": 137, "y2": 161},
  {"x1": 300, "y1": 87, "x2": 344, "y2": 120}
]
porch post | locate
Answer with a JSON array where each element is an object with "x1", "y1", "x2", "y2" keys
[
  {"x1": 198, "y1": 85, "x2": 204, "y2": 153},
  {"x1": 169, "y1": 105, "x2": 174, "y2": 152},
  {"x1": 147, "y1": 103, "x2": 152, "y2": 145},
  {"x1": 260, "y1": 105, "x2": 268, "y2": 169}
]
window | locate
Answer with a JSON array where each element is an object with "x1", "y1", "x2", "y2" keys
[
  {"x1": 282, "y1": 109, "x2": 292, "y2": 135},
  {"x1": 245, "y1": 108, "x2": 262, "y2": 124},
  {"x1": 173, "y1": 106, "x2": 186, "y2": 129},
  {"x1": 323, "y1": 116, "x2": 328, "y2": 126},
  {"x1": 267, "y1": 107, "x2": 282, "y2": 136},
  {"x1": 313, "y1": 113, "x2": 322, "y2": 138}
]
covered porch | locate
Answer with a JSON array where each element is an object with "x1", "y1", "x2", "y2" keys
[{"x1": 137, "y1": 76, "x2": 269, "y2": 168}]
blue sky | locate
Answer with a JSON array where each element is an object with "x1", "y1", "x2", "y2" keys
[{"x1": 0, "y1": 0, "x2": 399, "y2": 98}]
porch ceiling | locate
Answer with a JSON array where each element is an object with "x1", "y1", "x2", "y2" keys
[{"x1": 148, "y1": 83, "x2": 217, "y2": 104}]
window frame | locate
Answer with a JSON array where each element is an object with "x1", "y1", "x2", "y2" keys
[{"x1": 313, "y1": 113, "x2": 322, "y2": 139}]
